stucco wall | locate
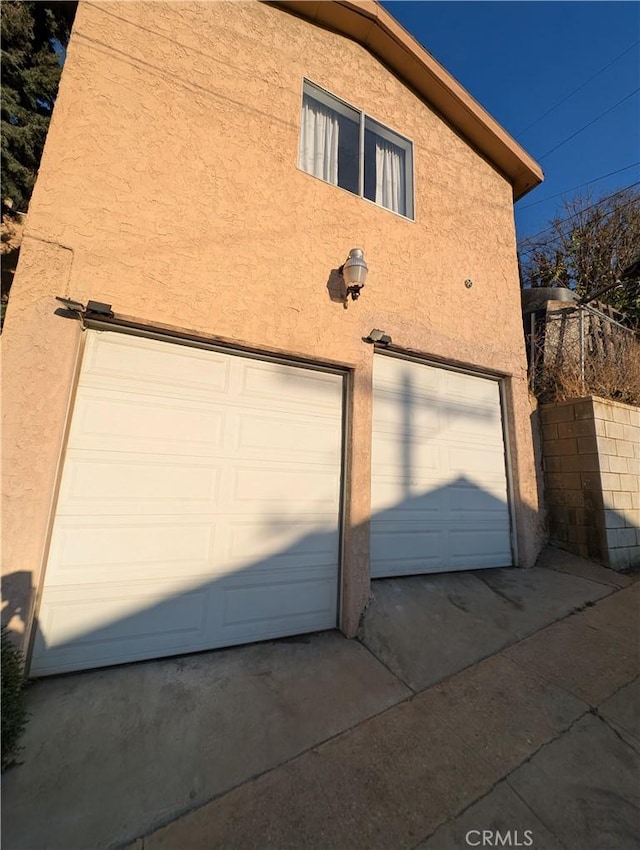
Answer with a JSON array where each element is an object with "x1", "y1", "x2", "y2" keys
[
  {"x1": 541, "y1": 397, "x2": 640, "y2": 570},
  {"x1": 1, "y1": 1, "x2": 543, "y2": 647}
]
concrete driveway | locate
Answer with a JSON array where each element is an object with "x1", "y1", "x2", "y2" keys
[{"x1": 2, "y1": 547, "x2": 638, "y2": 850}]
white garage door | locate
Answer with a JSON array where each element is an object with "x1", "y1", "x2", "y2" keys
[
  {"x1": 31, "y1": 331, "x2": 343, "y2": 676},
  {"x1": 371, "y1": 354, "x2": 512, "y2": 578}
]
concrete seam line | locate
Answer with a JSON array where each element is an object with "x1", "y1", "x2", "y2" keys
[
  {"x1": 537, "y1": 564, "x2": 630, "y2": 591},
  {"x1": 505, "y1": 780, "x2": 573, "y2": 850},
  {"x1": 124, "y1": 586, "x2": 639, "y2": 846},
  {"x1": 354, "y1": 635, "x2": 416, "y2": 693},
  {"x1": 410, "y1": 707, "x2": 595, "y2": 850},
  {"x1": 592, "y1": 707, "x2": 640, "y2": 754}
]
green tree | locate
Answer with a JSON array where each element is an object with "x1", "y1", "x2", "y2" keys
[
  {"x1": 1, "y1": 1, "x2": 74, "y2": 211},
  {"x1": 519, "y1": 186, "x2": 640, "y2": 326}
]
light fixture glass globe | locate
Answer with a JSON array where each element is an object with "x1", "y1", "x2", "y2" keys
[{"x1": 343, "y1": 248, "x2": 368, "y2": 286}]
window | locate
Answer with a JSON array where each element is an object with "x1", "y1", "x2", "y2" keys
[{"x1": 298, "y1": 80, "x2": 414, "y2": 219}]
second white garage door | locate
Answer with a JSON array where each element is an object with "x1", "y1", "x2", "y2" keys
[
  {"x1": 371, "y1": 354, "x2": 512, "y2": 578},
  {"x1": 31, "y1": 331, "x2": 344, "y2": 675}
]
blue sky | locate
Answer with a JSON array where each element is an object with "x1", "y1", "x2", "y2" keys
[{"x1": 381, "y1": 1, "x2": 640, "y2": 244}]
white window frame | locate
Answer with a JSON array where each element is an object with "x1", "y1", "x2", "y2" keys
[{"x1": 299, "y1": 79, "x2": 415, "y2": 221}]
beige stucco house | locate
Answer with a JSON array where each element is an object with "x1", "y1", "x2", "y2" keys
[{"x1": 1, "y1": 0, "x2": 544, "y2": 676}]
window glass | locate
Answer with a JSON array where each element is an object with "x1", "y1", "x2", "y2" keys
[{"x1": 299, "y1": 81, "x2": 413, "y2": 219}]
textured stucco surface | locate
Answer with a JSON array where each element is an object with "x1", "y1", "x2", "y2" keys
[{"x1": 1, "y1": 1, "x2": 543, "y2": 652}]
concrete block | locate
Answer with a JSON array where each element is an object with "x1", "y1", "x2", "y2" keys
[
  {"x1": 632, "y1": 490, "x2": 640, "y2": 509},
  {"x1": 568, "y1": 526, "x2": 589, "y2": 545},
  {"x1": 574, "y1": 400, "x2": 595, "y2": 420},
  {"x1": 557, "y1": 419, "x2": 593, "y2": 439},
  {"x1": 626, "y1": 457, "x2": 639, "y2": 475},
  {"x1": 600, "y1": 472, "x2": 621, "y2": 492},
  {"x1": 542, "y1": 422, "x2": 559, "y2": 441},
  {"x1": 596, "y1": 436, "x2": 618, "y2": 455},
  {"x1": 623, "y1": 424, "x2": 640, "y2": 442},
  {"x1": 541, "y1": 404, "x2": 576, "y2": 425},
  {"x1": 581, "y1": 471, "x2": 604, "y2": 491},
  {"x1": 608, "y1": 548, "x2": 630, "y2": 570},
  {"x1": 611, "y1": 405, "x2": 631, "y2": 425},
  {"x1": 616, "y1": 439, "x2": 635, "y2": 458},
  {"x1": 550, "y1": 523, "x2": 569, "y2": 544},
  {"x1": 607, "y1": 454, "x2": 629, "y2": 474},
  {"x1": 577, "y1": 435, "x2": 599, "y2": 454},
  {"x1": 629, "y1": 408, "x2": 640, "y2": 428},
  {"x1": 604, "y1": 420, "x2": 626, "y2": 440},
  {"x1": 545, "y1": 437, "x2": 578, "y2": 456},
  {"x1": 619, "y1": 473, "x2": 638, "y2": 492},
  {"x1": 606, "y1": 528, "x2": 618, "y2": 549},
  {"x1": 546, "y1": 471, "x2": 581, "y2": 490},
  {"x1": 593, "y1": 418, "x2": 608, "y2": 437},
  {"x1": 617, "y1": 527, "x2": 637, "y2": 548},
  {"x1": 562, "y1": 453, "x2": 599, "y2": 473},
  {"x1": 546, "y1": 489, "x2": 585, "y2": 508},
  {"x1": 612, "y1": 491, "x2": 633, "y2": 510},
  {"x1": 598, "y1": 454, "x2": 610, "y2": 472},
  {"x1": 543, "y1": 455, "x2": 563, "y2": 474},
  {"x1": 592, "y1": 402, "x2": 612, "y2": 421},
  {"x1": 604, "y1": 509, "x2": 626, "y2": 530},
  {"x1": 625, "y1": 507, "x2": 640, "y2": 527}
]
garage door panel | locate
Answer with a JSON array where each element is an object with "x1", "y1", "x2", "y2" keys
[
  {"x1": 31, "y1": 585, "x2": 210, "y2": 676},
  {"x1": 83, "y1": 331, "x2": 232, "y2": 397},
  {"x1": 227, "y1": 521, "x2": 338, "y2": 565},
  {"x1": 371, "y1": 527, "x2": 444, "y2": 562},
  {"x1": 450, "y1": 528, "x2": 512, "y2": 566},
  {"x1": 446, "y1": 445, "x2": 510, "y2": 478},
  {"x1": 232, "y1": 467, "x2": 340, "y2": 507},
  {"x1": 58, "y1": 454, "x2": 221, "y2": 515},
  {"x1": 31, "y1": 332, "x2": 343, "y2": 675},
  {"x1": 445, "y1": 412, "x2": 504, "y2": 445},
  {"x1": 371, "y1": 396, "x2": 441, "y2": 434},
  {"x1": 241, "y1": 361, "x2": 342, "y2": 412},
  {"x1": 70, "y1": 393, "x2": 226, "y2": 455},
  {"x1": 371, "y1": 355, "x2": 512, "y2": 578},
  {"x1": 220, "y1": 569, "x2": 336, "y2": 629},
  {"x1": 35, "y1": 582, "x2": 208, "y2": 650},
  {"x1": 45, "y1": 520, "x2": 216, "y2": 585},
  {"x1": 235, "y1": 413, "x2": 341, "y2": 462}
]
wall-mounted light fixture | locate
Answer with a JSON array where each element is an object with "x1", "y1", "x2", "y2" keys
[
  {"x1": 363, "y1": 328, "x2": 392, "y2": 345},
  {"x1": 340, "y1": 248, "x2": 368, "y2": 302}
]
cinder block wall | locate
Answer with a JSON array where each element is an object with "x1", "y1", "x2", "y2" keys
[{"x1": 540, "y1": 397, "x2": 640, "y2": 570}]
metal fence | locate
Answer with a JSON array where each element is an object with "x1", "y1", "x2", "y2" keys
[{"x1": 525, "y1": 302, "x2": 636, "y2": 397}]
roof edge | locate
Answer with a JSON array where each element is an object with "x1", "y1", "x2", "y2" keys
[{"x1": 268, "y1": 0, "x2": 543, "y2": 200}]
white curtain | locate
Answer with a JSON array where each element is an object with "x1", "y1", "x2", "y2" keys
[
  {"x1": 375, "y1": 137, "x2": 405, "y2": 214},
  {"x1": 298, "y1": 95, "x2": 339, "y2": 184}
]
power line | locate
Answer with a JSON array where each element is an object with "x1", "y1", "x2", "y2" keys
[
  {"x1": 518, "y1": 184, "x2": 640, "y2": 254},
  {"x1": 515, "y1": 40, "x2": 640, "y2": 138},
  {"x1": 518, "y1": 163, "x2": 640, "y2": 210},
  {"x1": 538, "y1": 88, "x2": 640, "y2": 161},
  {"x1": 518, "y1": 199, "x2": 638, "y2": 261}
]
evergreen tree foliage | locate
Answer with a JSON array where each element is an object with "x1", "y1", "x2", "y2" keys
[{"x1": 1, "y1": 1, "x2": 73, "y2": 210}]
